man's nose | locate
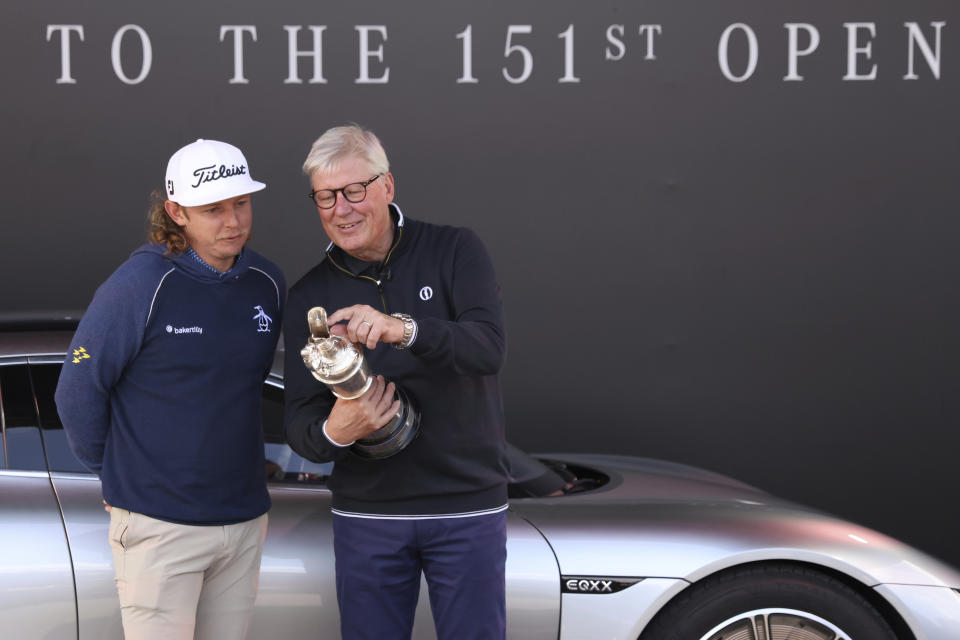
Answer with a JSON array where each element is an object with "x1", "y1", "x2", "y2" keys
[
  {"x1": 333, "y1": 190, "x2": 352, "y2": 214},
  {"x1": 226, "y1": 204, "x2": 242, "y2": 226}
]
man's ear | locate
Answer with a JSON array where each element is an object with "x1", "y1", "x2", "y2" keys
[
  {"x1": 382, "y1": 172, "x2": 395, "y2": 203},
  {"x1": 164, "y1": 201, "x2": 188, "y2": 227}
]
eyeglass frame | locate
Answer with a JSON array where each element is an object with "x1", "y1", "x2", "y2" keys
[{"x1": 307, "y1": 174, "x2": 382, "y2": 209}]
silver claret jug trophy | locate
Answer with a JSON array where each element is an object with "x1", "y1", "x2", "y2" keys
[{"x1": 300, "y1": 307, "x2": 420, "y2": 459}]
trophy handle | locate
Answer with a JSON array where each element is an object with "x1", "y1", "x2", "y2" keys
[{"x1": 308, "y1": 307, "x2": 330, "y2": 340}]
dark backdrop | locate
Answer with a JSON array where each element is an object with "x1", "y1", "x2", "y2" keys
[{"x1": 4, "y1": 1, "x2": 958, "y2": 567}]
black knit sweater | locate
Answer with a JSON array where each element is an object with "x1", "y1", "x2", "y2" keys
[{"x1": 283, "y1": 206, "x2": 508, "y2": 516}]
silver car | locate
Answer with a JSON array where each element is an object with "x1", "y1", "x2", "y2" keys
[{"x1": 3, "y1": 325, "x2": 960, "y2": 640}]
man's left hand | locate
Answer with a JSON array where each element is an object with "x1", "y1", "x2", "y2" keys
[{"x1": 327, "y1": 304, "x2": 405, "y2": 350}]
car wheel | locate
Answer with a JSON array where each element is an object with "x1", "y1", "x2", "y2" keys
[{"x1": 640, "y1": 563, "x2": 898, "y2": 640}]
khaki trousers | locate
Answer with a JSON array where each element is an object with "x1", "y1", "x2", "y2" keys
[{"x1": 108, "y1": 507, "x2": 268, "y2": 640}]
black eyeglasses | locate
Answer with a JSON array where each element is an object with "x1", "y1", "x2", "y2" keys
[{"x1": 307, "y1": 174, "x2": 382, "y2": 209}]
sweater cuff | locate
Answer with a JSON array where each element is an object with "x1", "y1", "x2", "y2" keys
[
  {"x1": 322, "y1": 419, "x2": 355, "y2": 447},
  {"x1": 407, "y1": 318, "x2": 419, "y2": 347}
]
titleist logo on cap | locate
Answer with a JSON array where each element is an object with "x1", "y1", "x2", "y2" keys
[{"x1": 191, "y1": 163, "x2": 248, "y2": 189}]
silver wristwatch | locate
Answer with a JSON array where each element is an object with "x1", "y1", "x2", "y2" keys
[{"x1": 391, "y1": 313, "x2": 415, "y2": 350}]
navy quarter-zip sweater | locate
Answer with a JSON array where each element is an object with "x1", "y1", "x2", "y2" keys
[
  {"x1": 283, "y1": 205, "x2": 509, "y2": 516},
  {"x1": 55, "y1": 243, "x2": 285, "y2": 525}
]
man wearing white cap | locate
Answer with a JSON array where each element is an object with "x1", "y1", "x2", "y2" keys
[{"x1": 55, "y1": 139, "x2": 284, "y2": 640}]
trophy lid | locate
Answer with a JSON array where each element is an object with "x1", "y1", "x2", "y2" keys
[{"x1": 303, "y1": 307, "x2": 366, "y2": 384}]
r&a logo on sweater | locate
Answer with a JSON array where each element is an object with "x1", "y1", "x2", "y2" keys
[{"x1": 71, "y1": 347, "x2": 91, "y2": 363}]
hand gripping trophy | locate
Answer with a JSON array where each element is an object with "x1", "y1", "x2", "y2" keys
[{"x1": 300, "y1": 307, "x2": 420, "y2": 459}]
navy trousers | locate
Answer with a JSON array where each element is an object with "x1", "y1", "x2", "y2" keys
[{"x1": 332, "y1": 511, "x2": 507, "y2": 640}]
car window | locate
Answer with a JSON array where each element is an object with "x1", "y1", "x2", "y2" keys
[
  {"x1": 0, "y1": 364, "x2": 47, "y2": 471},
  {"x1": 30, "y1": 363, "x2": 89, "y2": 473}
]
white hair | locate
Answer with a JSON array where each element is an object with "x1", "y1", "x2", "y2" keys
[{"x1": 302, "y1": 124, "x2": 390, "y2": 177}]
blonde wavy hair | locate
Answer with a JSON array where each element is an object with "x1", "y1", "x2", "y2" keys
[{"x1": 146, "y1": 190, "x2": 187, "y2": 255}]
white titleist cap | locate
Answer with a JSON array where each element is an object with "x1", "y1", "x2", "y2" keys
[{"x1": 165, "y1": 139, "x2": 266, "y2": 207}]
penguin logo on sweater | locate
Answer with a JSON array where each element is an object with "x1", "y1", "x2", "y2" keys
[{"x1": 253, "y1": 305, "x2": 273, "y2": 333}]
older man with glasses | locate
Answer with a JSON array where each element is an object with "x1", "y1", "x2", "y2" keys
[{"x1": 283, "y1": 124, "x2": 509, "y2": 640}]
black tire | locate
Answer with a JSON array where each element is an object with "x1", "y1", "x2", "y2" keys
[{"x1": 640, "y1": 563, "x2": 899, "y2": 640}]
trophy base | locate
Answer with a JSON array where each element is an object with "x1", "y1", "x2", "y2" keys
[{"x1": 352, "y1": 386, "x2": 421, "y2": 460}]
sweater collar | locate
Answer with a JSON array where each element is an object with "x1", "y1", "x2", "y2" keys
[
  {"x1": 133, "y1": 243, "x2": 248, "y2": 281},
  {"x1": 184, "y1": 247, "x2": 244, "y2": 279}
]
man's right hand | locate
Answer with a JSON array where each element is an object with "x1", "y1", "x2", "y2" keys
[{"x1": 325, "y1": 376, "x2": 401, "y2": 445}]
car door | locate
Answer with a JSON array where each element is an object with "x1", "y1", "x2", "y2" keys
[
  {"x1": 29, "y1": 357, "x2": 128, "y2": 639},
  {"x1": 0, "y1": 359, "x2": 77, "y2": 640}
]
